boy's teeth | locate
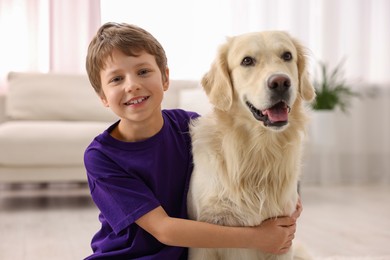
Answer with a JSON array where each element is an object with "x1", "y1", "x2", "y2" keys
[{"x1": 126, "y1": 97, "x2": 146, "y2": 105}]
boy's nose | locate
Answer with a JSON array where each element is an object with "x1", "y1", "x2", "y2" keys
[{"x1": 125, "y1": 78, "x2": 141, "y2": 92}]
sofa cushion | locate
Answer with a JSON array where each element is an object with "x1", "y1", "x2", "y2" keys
[
  {"x1": 0, "y1": 121, "x2": 109, "y2": 166},
  {"x1": 6, "y1": 72, "x2": 117, "y2": 121}
]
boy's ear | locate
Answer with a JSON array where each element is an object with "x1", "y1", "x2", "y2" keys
[
  {"x1": 99, "y1": 94, "x2": 109, "y2": 107},
  {"x1": 163, "y1": 67, "x2": 170, "y2": 91}
]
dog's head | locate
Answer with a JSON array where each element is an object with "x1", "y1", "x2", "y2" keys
[{"x1": 202, "y1": 31, "x2": 315, "y2": 131}]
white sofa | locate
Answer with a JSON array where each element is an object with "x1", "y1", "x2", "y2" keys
[{"x1": 0, "y1": 72, "x2": 210, "y2": 183}]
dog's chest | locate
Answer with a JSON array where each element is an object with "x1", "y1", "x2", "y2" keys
[{"x1": 189, "y1": 116, "x2": 300, "y2": 226}]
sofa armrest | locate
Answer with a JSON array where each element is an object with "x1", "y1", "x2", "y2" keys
[{"x1": 0, "y1": 90, "x2": 6, "y2": 123}]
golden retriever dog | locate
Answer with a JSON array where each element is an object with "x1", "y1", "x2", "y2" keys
[{"x1": 187, "y1": 31, "x2": 315, "y2": 260}]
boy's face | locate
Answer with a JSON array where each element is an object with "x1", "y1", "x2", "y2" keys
[{"x1": 99, "y1": 49, "x2": 169, "y2": 124}]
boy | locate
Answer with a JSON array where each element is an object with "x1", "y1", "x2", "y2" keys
[{"x1": 84, "y1": 22, "x2": 302, "y2": 259}]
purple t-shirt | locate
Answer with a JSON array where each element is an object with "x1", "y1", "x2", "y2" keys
[{"x1": 84, "y1": 109, "x2": 199, "y2": 260}]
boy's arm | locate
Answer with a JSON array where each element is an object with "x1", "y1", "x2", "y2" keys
[{"x1": 136, "y1": 204, "x2": 301, "y2": 255}]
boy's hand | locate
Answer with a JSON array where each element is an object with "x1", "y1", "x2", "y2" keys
[
  {"x1": 255, "y1": 216, "x2": 296, "y2": 254},
  {"x1": 254, "y1": 198, "x2": 303, "y2": 255}
]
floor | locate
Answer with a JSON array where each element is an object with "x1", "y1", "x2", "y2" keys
[{"x1": 0, "y1": 183, "x2": 390, "y2": 260}]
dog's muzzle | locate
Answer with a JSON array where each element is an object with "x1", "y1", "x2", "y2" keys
[{"x1": 245, "y1": 73, "x2": 293, "y2": 128}]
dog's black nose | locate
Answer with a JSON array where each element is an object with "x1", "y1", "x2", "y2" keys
[{"x1": 267, "y1": 74, "x2": 291, "y2": 92}]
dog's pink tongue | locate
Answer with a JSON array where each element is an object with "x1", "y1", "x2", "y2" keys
[{"x1": 262, "y1": 105, "x2": 289, "y2": 122}]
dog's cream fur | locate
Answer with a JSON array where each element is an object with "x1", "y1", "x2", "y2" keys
[{"x1": 187, "y1": 31, "x2": 315, "y2": 260}]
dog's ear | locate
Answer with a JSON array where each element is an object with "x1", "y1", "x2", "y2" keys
[
  {"x1": 201, "y1": 41, "x2": 233, "y2": 111},
  {"x1": 293, "y1": 38, "x2": 316, "y2": 102}
]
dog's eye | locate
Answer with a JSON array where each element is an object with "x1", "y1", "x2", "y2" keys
[
  {"x1": 282, "y1": 52, "x2": 292, "y2": 61},
  {"x1": 281, "y1": 51, "x2": 293, "y2": 61},
  {"x1": 241, "y1": 56, "x2": 256, "y2": 67}
]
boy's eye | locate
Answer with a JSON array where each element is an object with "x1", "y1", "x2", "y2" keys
[
  {"x1": 138, "y1": 69, "x2": 150, "y2": 76},
  {"x1": 110, "y1": 76, "x2": 123, "y2": 83}
]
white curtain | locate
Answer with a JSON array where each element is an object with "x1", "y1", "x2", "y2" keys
[
  {"x1": 49, "y1": 0, "x2": 101, "y2": 73},
  {"x1": 0, "y1": 0, "x2": 100, "y2": 89},
  {"x1": 0, "y1": 0, "x2": 49, "y2": 88}
]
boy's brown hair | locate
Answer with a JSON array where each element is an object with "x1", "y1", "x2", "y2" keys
[{"x1": 86, "y1": 22, "x2": 168, "y2": 95}]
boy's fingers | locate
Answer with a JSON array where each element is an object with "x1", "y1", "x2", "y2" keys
[
  {"x1": 279, "y1": 240, "x2": 293, "y2": 254},
  {"x1": 276, "y1": 216, "x2": 296, "y2": 227}
]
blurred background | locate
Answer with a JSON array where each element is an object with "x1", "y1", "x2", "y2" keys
[
  {"x1": 0, "y1": 0, "x2": 389, "y2": 259},
  {"x1": 1, "y1": 0, "x2": 389, "y2": 182},
  {"x1": 1, "y1": 0, "x2": 389, "y2": 81}
]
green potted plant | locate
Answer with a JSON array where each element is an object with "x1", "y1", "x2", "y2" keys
[{"x1": 312, "y1": 59, "x2": 360, "y2": 113}]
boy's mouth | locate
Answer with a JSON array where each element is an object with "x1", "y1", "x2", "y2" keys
[{"x1": 124, "y1": 96, "x2": 149, "y2": 106}]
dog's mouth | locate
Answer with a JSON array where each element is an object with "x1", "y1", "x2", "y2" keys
[{"x1": 246, "y1": 100, "x2": 291, "y2": 127}]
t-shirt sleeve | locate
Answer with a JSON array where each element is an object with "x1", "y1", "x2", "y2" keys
[{"x1": 85, "y1": 149, "x2": 160, "y2": 234}]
